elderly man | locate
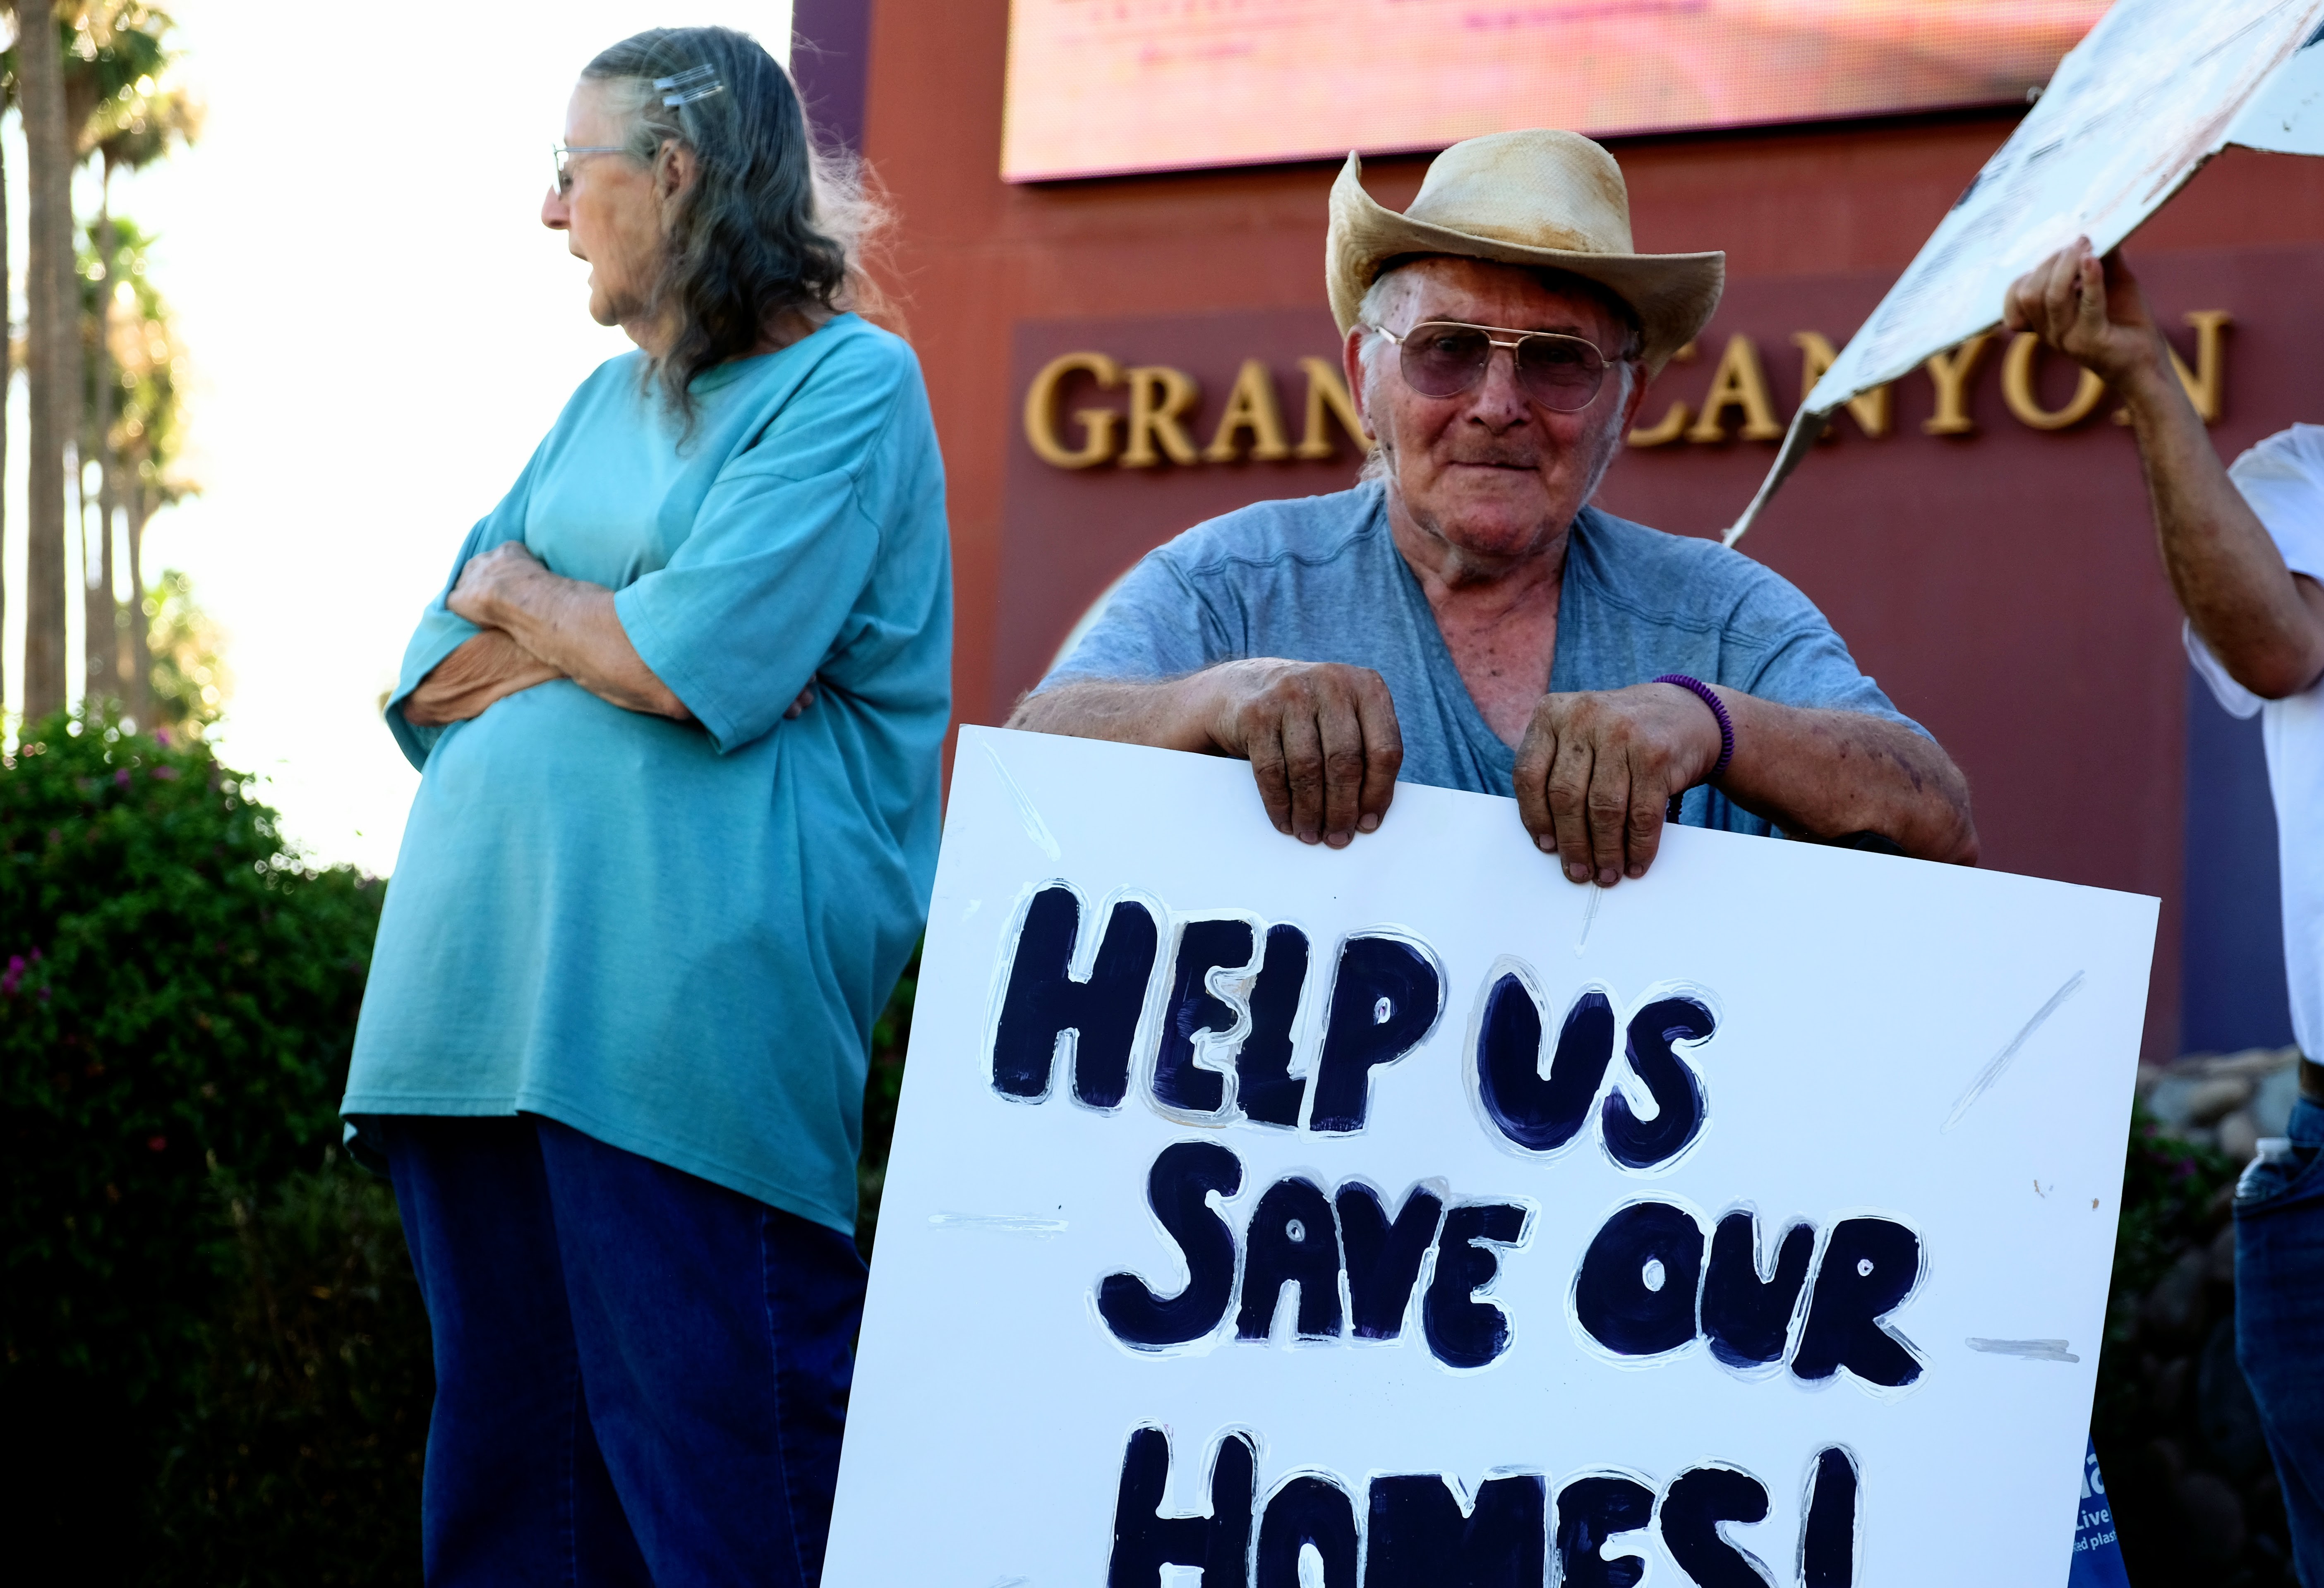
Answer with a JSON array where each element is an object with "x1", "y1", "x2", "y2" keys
[
  {"x1": 2007, "y1": 237, "x2": 2324, "y2": 1586},
  {"x1": 1011, "y1": 130, "x2": 1976, "y2": 882}
]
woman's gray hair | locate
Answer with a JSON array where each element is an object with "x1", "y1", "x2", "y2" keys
[{"x1": 583, "y1": 26, "x2": 890, "y2": 427}]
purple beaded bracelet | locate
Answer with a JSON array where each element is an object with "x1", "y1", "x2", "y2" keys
[{"x1": 1653, "y1": 673, "x2": 1734, "y2": 783}]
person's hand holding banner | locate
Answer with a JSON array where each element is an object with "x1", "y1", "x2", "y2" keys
[
  {"x1": 2000, "y1": 238, "x2": 2164, "y2": 394},
  {"x1": 1728, "y1": 0, "x2": 2324, "y2": 545}
]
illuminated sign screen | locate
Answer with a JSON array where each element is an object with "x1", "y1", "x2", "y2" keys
[{"x1": 1001, "y1": 0, "x2": 2109, "y2": 182}]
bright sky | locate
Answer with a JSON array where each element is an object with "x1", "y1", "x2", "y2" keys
[{"x1": 0, "y1": 4, "x2": 792, "y2": 874}]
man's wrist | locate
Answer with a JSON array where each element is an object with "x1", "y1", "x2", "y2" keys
[
  {"x1": 1652, "y1": 675, "x2": 1734, "y2": 785},
  {"x1": 2106, "y1": 336, "x2": 2180, "y2": 410},
  {"x1": 1192, "y1": 660, "x2": 1260, "y2": 755}
]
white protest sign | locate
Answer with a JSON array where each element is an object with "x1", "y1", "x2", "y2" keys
[
  {"x1": 1726, "y1": 0, "x2": 2324, "y2": 546},
  {"x1": 824, "y1": 727, "x2": 2158, "y2": 1588},
  {"x1": 2229, "y1": 17, "x2": 2324, "y2": 153}
]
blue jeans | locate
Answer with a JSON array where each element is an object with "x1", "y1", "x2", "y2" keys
[
  {"x1": 373, "y1": 1115, "x2": 867, "y2": 1588},
  {"x1": 2237, "y1": 1094, "x2": 2324, "y2": 1587}
]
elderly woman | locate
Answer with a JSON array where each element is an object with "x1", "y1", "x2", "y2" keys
[{"x1": 342, "y1": 26, "x2": 948, "y2": 1585}]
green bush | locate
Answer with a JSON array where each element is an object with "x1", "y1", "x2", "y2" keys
[
  {"x1": 0, "y1": 706, "x2": 927, "y2": 1584},
  {"x1": 153, "y1": 1154, "x2": 431, "y2": 1586},
  {"x1": 856, "y1": 945, "x2": 917, "y2": 1259},
  {"x1": 0, "y1": 711, "x2": 400, "y2": 1581},
  {"x1": 2093, "y1": 1110, "x2": 2240, "y2": 1439}
]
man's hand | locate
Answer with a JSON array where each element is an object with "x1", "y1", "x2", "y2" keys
[
  {"x1": 2000, "y1": 237, "x2": 2166, "y2": 391},
  {"x1": 1007, "y1": 660, "x2": 1404, "y2": 848},
  {"x1": 1196, "y1": 659, "x2": 1403, "y2": 848},
  {"x1": 1515, "y1": 682, "x2": 1978, "y2": 886},
  {"x1": 1514, "y1": 682, "x2": 1722, "y2": 886}
]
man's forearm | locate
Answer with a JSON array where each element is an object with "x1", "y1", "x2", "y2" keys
[
  {"x1": 2001, "y1": 242, "x2": 2324, "y2": 699},
  {"x1": 1715, "y1": 693, "x2": 1979, "y2": 865},
  {"x1": 2119, "y1": 358, "x2": 2324, "y2": 699},
  {"x1": 1007, "y1": 675, "x2": 1225, "y2": 753}
]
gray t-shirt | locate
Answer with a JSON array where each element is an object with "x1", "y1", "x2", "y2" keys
[{"x1": 1042, "y1": 481, "x2": 1923, "y2": 838}]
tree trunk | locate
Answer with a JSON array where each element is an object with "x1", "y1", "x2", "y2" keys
[
  {"x1": 126, "y1": 480, "x2": 151, "y2": 725},
  {"x1": 89, "y1": 200, "x2": 121, "y2": 705},
  {"x1": 82, "y1": 443, "x2": 114, "y2": 704},
  {"x1": 20, "y1": 0, "x2": 72, "y2": 721},
  {"x1": 0, "y1": 121, "x2": 11, "y2": 713}
]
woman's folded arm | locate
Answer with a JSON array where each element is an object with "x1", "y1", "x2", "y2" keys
[{"x1": 444, "y1": 541, "x2": 693, "y2": 721}]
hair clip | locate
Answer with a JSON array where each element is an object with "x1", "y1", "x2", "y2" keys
[{"x1": 653, "y1": 63, "x2": 725, "y2": 107}]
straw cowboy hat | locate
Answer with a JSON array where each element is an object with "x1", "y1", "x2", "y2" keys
[{"x1": 1326, "y1": 129, "x2": 1723, "y2": 376}]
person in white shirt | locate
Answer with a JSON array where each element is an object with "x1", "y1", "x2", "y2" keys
[{"x1": 2008, "y1": 237, "x2": 2324, "y2": 1586}]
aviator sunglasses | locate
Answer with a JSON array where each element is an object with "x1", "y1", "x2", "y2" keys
[{"x1": 1367, "y1": 320, "x2": 1614, "y2": 412}]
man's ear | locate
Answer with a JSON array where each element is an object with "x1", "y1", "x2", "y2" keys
[
  {"x1": 1343, "y1": 326, "x2": 1374, "y2": 437},
  {"x1": 1616, "y1": 359, "x2": 1652, "y2": 434}
]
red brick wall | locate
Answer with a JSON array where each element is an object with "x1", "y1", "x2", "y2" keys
[{"x1": 861, "y1": 0, "x2": 2324, "y2": 1057}]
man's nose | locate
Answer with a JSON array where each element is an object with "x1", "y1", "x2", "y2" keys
[
  {"x1": 1464, "y1": 345, "x2": 1533, "y2": 426},
  {"x1": 542, "y1": 186, "x2": 570, "y2": 231}
]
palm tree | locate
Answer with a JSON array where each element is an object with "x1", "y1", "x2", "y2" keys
[
  {"x1": 19, "y1": 0, "x2": 73, "y2": 719},
  {"x1": 10, "y1": 2, "x2": 187, "y2": 719},
  {"x1": 95, "y1": 94, "x2": 197, "y2": 720},
  {"x1": 92, "y1": 214, "x2": 192, "y2": 723},
  {"x1": 0, "y1": 57, "x2": 13, "y2": 718},
  {"x1": 78, "y1": 223, "x2": 112, "y2": 704},
  {"x1": 65, "y1": 5, "x2": 182, "y2": 709}
]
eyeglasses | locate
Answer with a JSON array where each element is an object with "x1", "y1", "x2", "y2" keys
[
  {"x1": 1367, "y1": 320, "x2": 1614, "y2": 412},
  {"x1": 551, "y1": 143, "x2": 628, "y2": 196}
]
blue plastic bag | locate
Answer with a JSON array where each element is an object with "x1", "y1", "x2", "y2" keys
[{"x1": 2068, "y1": 1436, "x2": 2132, "y2": 1587}]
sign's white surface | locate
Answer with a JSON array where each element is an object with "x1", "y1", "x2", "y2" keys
[{"x1": 825, "y1": 728, "x2": 2157, "y2": 1587}]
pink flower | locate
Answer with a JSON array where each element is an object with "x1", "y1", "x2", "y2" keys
[
  {"x1": 1, "y1": 956, "x2": 23, "y2": 996},
  {"x1": 150, "y1": 765, "x2": 180, "y2": 781},
  {"x1": 146, "y1": 1135, "x2": 168, "y2": 1153},
  {"x1": 115, "y1": 769, "x2": 131, "y2": 787}
]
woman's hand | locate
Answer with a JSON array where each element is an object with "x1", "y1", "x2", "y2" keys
[
  {"x1": 405, "y1": 629, "x2": 563, "y2": 726},
  {"x1": 447, "y1": 541, "x2": 553, "y2": 631}
]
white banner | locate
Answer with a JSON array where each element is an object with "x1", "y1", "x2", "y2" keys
[
  {"x1": 1728, "y1": 0, "x2": 2324, "y2": 545},
  {"x1": 825, "y1": 728, "x2": 2158, "y2": 1588}
]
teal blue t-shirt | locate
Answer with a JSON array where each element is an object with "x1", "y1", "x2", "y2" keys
[{"x1": 343, "y1": 315, "x2": 952, "y2": 1234}]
